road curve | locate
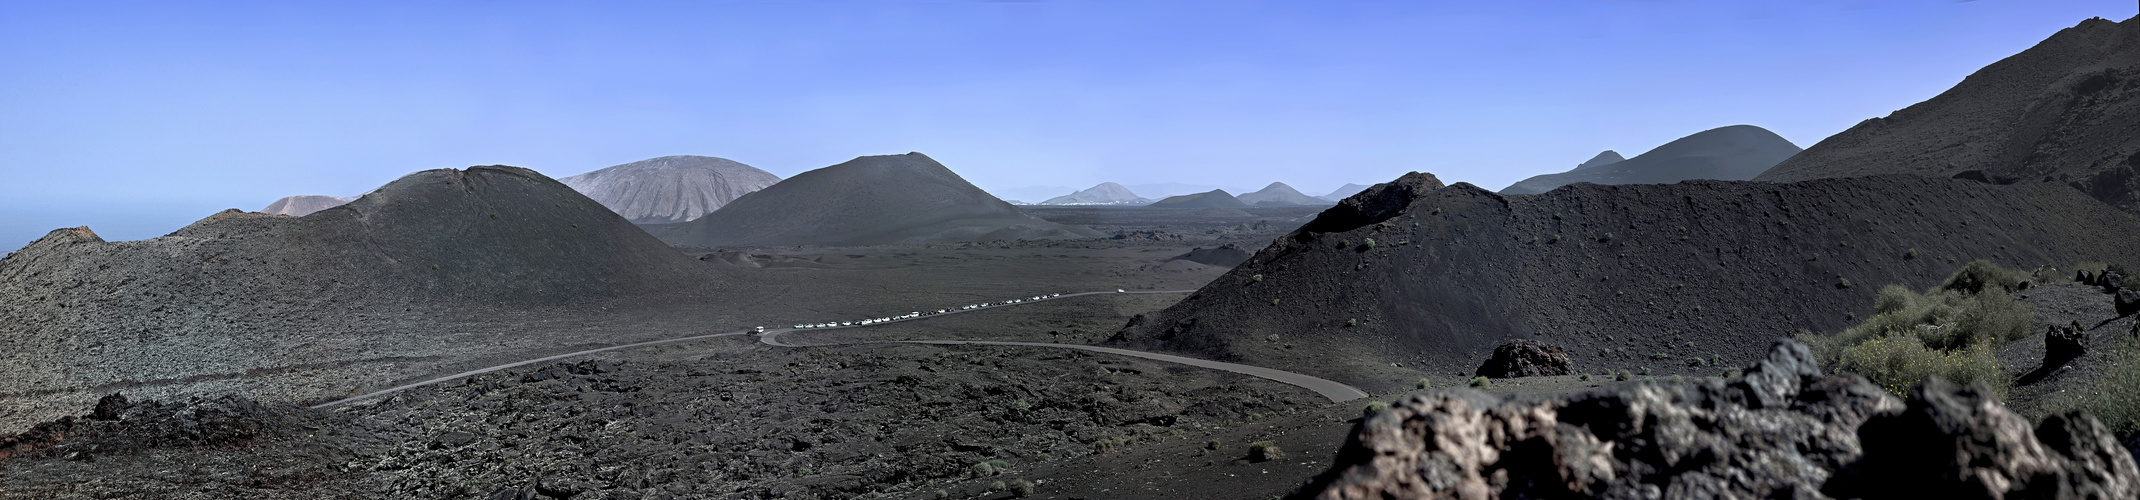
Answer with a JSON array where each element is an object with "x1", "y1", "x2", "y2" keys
[
  {"x1": 313, "y1": 288, "x2": 1371, "y2": 409},
  {"x1": 898, "y1": 340, "x2": 1369, "y2": 402}
]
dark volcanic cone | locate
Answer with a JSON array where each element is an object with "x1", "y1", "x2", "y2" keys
[
  {"x1": 1238, "y1": 182, "x2": 1331, "y2": 206},
  {"x1": 1500, "y1": 125, "x2": 1801, "y2": 195},
  {"x1": 660, "y1": 152, "x2": 1101, "y2": 247},
  {"x1": 1110, "y1": 172, "x2": 2140, "y2": 391},
  {"x1": 1041, "y1": 182, "x2": 1153, "y2": 205},
  {"x1": 559, "y1": 155, "x2": 782, "y2": 224},
  {"x1": 1756, "y1": 16, "x2": 2140, "y2": 213},
  {"x1": 1147, "y1": 189, "x2": 1251, "y2": 209},
  {"x1": 1573, "y1": 150, "x2": 1625, "y2": 170}
]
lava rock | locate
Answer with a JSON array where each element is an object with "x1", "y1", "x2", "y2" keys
[
  {"x1": 2105, "y1": 272, "x2": 2127, "y2": 291},
  {"x1": 1828, "y1": 378, "x2": 2140, "y2": 499},
  {"x1": 2117, "y1": 288, "x2": 2140, "y2": 317},
  {"x1": 2046, "y1": 321, "x2": 2089, "y2": 369},
  {"x1": 2079, "y1": 269, "x2": 2098, "y2": 285},
  {"x1": 90, "y1": 393, "x2": 130, "y2": 421},
  {"x1": 1295, "y1": 340, "x2": 1905, "y2": 499},
  {"x1": 1472, "y1": 339, "x2": 1572, "y2": 378}
]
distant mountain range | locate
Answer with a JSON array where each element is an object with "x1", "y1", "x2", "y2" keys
[
  {"x1": 1320, "y1": 183, "x2": 1373, "y2": 202},
  {"x1": 559, "y1": 155, "x2": 781, "y2": 224},
  {"x1": 658, "y1": 153, "x2": 1100, "y2": 246},
  {"x1": 1040, "y1": 182, "x2": 1153, "y2": 205},
  {"x1": 1499, "y1": 125, "x2": 1802, "y2": 195}
]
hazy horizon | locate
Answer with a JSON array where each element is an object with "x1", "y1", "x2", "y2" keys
[{"x1": 3, "y1": 0, "x2": 2134, "y2": 248}]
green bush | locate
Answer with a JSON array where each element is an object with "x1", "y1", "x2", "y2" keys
[
  {"x1": 1415, "y1": 378, "x2": 1433, "y2": 390},
  {"x1": 2069, "y1": 337, "x2": 2140, "y2": 441},
  {"x1": 1248, "y1": 440, "x2": 1284, "y2": 461},
  {"x1": 1347, "y1": 318, "x2": 1359, "y2": 327},
  {"x1": 1205, "y1": 439, "x2": 1221, "y2": 450},
  {"x1": 1250, "y1": 274, "x2": 1264, "y2": 283},
  {"x1": 1363, "y1": 238, "x2": 1376, "y2": 249},
  {"x1": 1008, "y1": 478, "x2": 1035, "y2": 497},
  {"x1": 1468, "y1": 376, "x2": 1491, "y2": 388},
  {"x1": 1838, "y1": 334, "x2": 2006, "y2": 398},
  {"x1": 1362, "y1": 401, "x2": 1389, "y2": 417},
  {"x1": 1937, "y1": 288, "x2": 2029, "y2": 349},
  {"x1": 970, "y1": 459, "x2": 1012, "y2": 477},
  {"x1": 1265, "y1": 334, "x2": 1280, "y2": 342},
  {"x1": 1615, "y1": 369, "x2": 1632, "y2": 381},
  {"x1": 1942, "y1": 259, "x2": 2023, "y2": 294},
  {"x1": 990, "y1": 481, "x2": 1007, "y2": 491}
]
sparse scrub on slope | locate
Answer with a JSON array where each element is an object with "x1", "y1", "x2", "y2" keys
[{"x1": 1797, "y1": 260, "x2": 2027, "y2": 398}]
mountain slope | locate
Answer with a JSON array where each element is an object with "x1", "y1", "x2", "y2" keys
[
  {"x1": 1755, "y1": 16, "x2": 2140, "y2": 213},
  {"x1": 660, "y1": 152, "x2": 1100, "y2": 247},
  {"x1": 1111, "y1": 172, "x2": 2140, "y2": 392},
  {"x1": 559, "y1": 155, "x2": 781, "y2": 224},
  {"x1": 261, "y1": 195, "x2": 355, "y2": 216},
  {"x1": 1237, "y1": 182, "x2": 1330, "y2": 206},
  {"x1": 1501, "y1": 125, "x2": 1802, "y2": 195},
  {"x1": 1146, "y1": 189, "x2": 1251, "y2": 209},
  {"x1": 1574, "y1": 150, "x2": 1625, "y2": 170},
  {"x1": 1041, "y1": 182, "x2": 1153, "y2": 205},
  {"x1": 1320, "y1": 184, "x2": 1373, "y2": 202}
]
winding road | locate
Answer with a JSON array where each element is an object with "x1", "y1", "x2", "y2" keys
[{"x1": 312, "y1": 289, "x2": 1368, "y2": 409}]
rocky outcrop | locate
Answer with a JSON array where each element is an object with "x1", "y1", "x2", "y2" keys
[
  {"x1": 1294, "y1": 340, "x2": 2140, "y2": 499},
  {"x1": 1170, "y1": 244, "x2": 1253, "y2": 268},
  {"x1": 0, "y1": 394, "x2": 298, "y2": 462},
  {"x1": 2118, "y1": 289, "x2": 2140, "y2": 317},
  {"x1": 2047, "y1": 321, "x2": 2090, "y2": 368},
  {"x1": 1472, "y1": 339, "x2": 1571, "y2": 378}
]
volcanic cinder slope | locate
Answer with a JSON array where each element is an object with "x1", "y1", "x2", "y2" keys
[
  {"x1": 259, "y1": 195, "x2": 355, "y2": 216},
  {"x1": 1111, "y1": 172, "x2": 2140, "y2": 391},
  {"x1": 1573, "y1": 150, "x2": 1626, "y2": 170},
  {"x1": 1041, "y1": 182, "x2": 1153, "y2": 205},
  {"x1": 1238, "y1": 182, "x2": 1331, "y2": 206},
  {"x1": 559, "y1": 155, "x2": 782, "y2": 224},
  {"x1": 660, "y1": 152, "x2": 1101, "y2": 247},
  {"x1": 1500, "y1": 125, "x2": 1802, "y2": 195},
  {"x1": 1319, "y1": 183, "x2": 1373, "y2": 203},
  {"x1": 0, "y1": 166, "x2": 712, "y2": 428},
  {"x1": 1147, "y1": 189, "x2": 1251, "y2": 209},
  {"x1": 1757, "y1": 15, "x2": 2140, "y2": 212}
]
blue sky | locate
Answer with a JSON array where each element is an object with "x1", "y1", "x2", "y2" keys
[{"x1": 1, "y1": 0, "x2": 2133, "y2": 248}]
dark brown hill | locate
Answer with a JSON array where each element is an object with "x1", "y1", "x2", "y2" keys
[
  {"x1": 659, "y1": 152, "x2": 1101, "y2": 247},
  {"x1": 1109, "y1": 173, "x2": 2140, "y2": 392},
  {"x1": 1501, "y1": 125, "x2": 1801, "y2": 195},
  {"x1": 1147, "y1": 189, "x2": 1251, "y2": 209},
  {"x1": 1755, "y1": 16, "x2": 2140, "y2": 212}
]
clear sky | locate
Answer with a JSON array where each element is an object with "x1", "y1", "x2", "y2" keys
[{"x1": 1, "y1": 0, "x2": 2134, "y2": 249}]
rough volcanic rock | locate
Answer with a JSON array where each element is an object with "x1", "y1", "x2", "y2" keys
[
  {"x1": 2104, "y1": 271, "x2": 2127, "y2": 291},
  {"x1": 260, "y1": 195, "x2": 355, "y2": 217},
  {"x1": 1755, "y1": 16, "x2": 2140, "y2": 214},
  {"x1": 1294, "y1": 340, "x2": 2139, "y2": 499},
  {"x1": 1040, "y1": 182, "x2": 1153, "y2": 205},
  {"x1": 1238, "y1": 182, "x2": 1331, "y2": 206},
  {"x1": 0, "y1": 394, "x2": 300, "y2": 462},
  {"x1": 1147, "y1": 190, "x2": 1251, "y2": 209},
  {"x1": 558, "y1": 155, "x2": 781, "y2": 224},
  {"x1": 1827, "y1": 379, "x2": 2140, "y2": 499},
  {"x1": 658, "y1": 153, "x2": 1101, "y2": 246},
  {"x1": 1111, "y1": 171, "x2": 2140, "y2": 391},
  {"x1": 2048, "y1": 321, "x2": 2090, "y2": 368},
  {"x1": 1472, "y1": 339, "x2": 1571, "y2": 378},
  {"x1": 1169, "y1": 244, "x2": 1253, "y2": 268},
  {"x1": 1500, "y1": 125, "x2": 1801, "y2": 195}
]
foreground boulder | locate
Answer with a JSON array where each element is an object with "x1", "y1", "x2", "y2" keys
[
  {"x1": 1472, "y1": 339, "x2": 1571, "y2": 378},
  {"x1": 1294, "y1": 340, "x2": 2140, "y2": 499}
]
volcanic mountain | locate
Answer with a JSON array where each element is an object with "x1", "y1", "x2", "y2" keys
[
  {"x1": 260, "y1": 195, "x2": 356, "y2": 216},
  {"x1": 1236, "y1": 182, "x2": 1330, "y2": 206},
  {"x1": 1145, "y1": 189, "x2": 1250, "y2": 209},
  {"x1": 0, "y1": 165, "x2": 712, "y2": 427},
  {"x1": 1319, "y1": 183, "x2": 1373, "y2": 202},
  {"x1": 1574, "y1": 150, "x2": 1626, "y2": 170},
  {"x1": 1041, "y1": 182, "x2": 1153, "y2": 205},
  {"x1": 559, "y1": 155, "x2": 781, "y2": 224},
  {"x1": 659, "y1": 152, "x2": 1101, "y2": 247},
  {"x1": 1110, "y1": 171, "x2": 2140, "y2": 391},
  {"x1": 1500, "y1": 125, "x2": 1802, "y2": 195},
  {"x1": 1755, "y1": 16, "x2": 2140, "y2": 213}
]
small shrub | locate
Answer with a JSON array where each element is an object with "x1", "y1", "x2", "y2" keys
[
  {"x1": 490, "y1": 213, "x2": 498, "y2": 219},
  {"x1": 1271, "y1": 298, "x2": 1280, "y2": 306},
  {"x1": 1838, "y1": 276, "x2": 1852, "y2": 289},
  {"x1": 1669, "y1": 374, "x2": 1685, "y2": 384},
  {"x1": 1905, "y1": 248, "x2": 1917, "y2": 259},
  {"x1": 1468, "y1": 376, "x2": 1491, "y2": 388},
  {"x1": 1686, "y1": 356, "x2": 1706, "y2": 367},
  {"x1": 1206, "y1": 439, "x2": 1221, "y2": 450},
  {"x1": 1640, "y1": 366, "x2": 1651, "y2": 376},
  {"x1": 1250, "y1": 274, "x2": 1264, "y2": 283},
  {"x1": 1008, "y1": 478, "x2": 1035, "y2": 497},
  {"x1": 1265, "y1": 334, "x2": 1279, "y2": 342},
  {"x1": 1338, "y1": 239, "x2": 1351, "y2": 248},
  {"x1": 1578, "y1": 373, "x2": 1591, "y2": 381},
  {"x1": 1248, "y1": 441, "x2": 1284, "y2": 461},
  {"x1": 1363, "y1": 238, "x2": 1376, "y2": 249},
  {"x1": 1347, "y1": 318, "x2": 1358, "y2": 327},
  {"x1": 1616, "y1": 369, "x2": 1632, "y2": 381},
  {"x1": 1942, "y1": 259, "x2": 2023, "y2": 294},
  {"x1": 1837, "y1": 334, "x2": 2006, "y2": 398},
  {"x1": 1938, "y1": 288, "x2": 2029, "y2": 348},
  {"x1": 990, "y1": 481, "x2": 1007, "y2": 492},
  {"x1": 1362, "y1": 401, "x2": 1389, "y2": 418},
  {"x1": 1415, "y1": 378, "x2": 1433, "y2": 389},
  {"x1": 1724, "y1": 368, "x2": 1742, "y2": 379}
]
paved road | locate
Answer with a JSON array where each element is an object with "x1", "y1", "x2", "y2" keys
[{"x1": 313, "y1": 288, "x2": 1369, "y2": 409}]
